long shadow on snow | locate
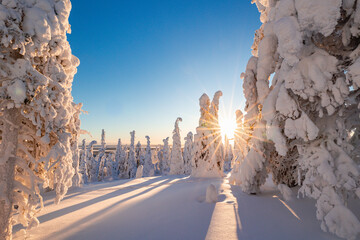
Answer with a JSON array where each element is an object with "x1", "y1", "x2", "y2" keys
[
  {"x1": 47, "y1": 177, "x2": 175, "y2": 239},
  {"x1": 61, "y1": 176, "x2": 221, "y2": 240},
  {"x1": 37, "y1": 177, "x2": 168, "y2": 224},
  {"x1": 42, "y1": 177, "x2": 164, "y2": 207}
]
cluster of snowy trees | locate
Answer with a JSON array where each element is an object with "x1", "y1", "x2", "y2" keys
[
  {"x1": 78, "y1": 101, "x2": 235, "y2": 183},
  {"x1": 230, "y1": 1, "x2": 360, "y2": 239}
]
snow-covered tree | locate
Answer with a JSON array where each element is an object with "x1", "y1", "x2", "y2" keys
[
  {"x1": 161, "y1": 137, "x2": 170, "y2": 175},
  {"x1": 115, "y1": 139, "x2": 127, "y2": 179},
  {"x1": 128, "y1": 131, "x2": 137, "y2": 178},
  {"x1": 96, "y1": 129, "x2": 107, "y2": 181},
  {"x1": 232, "y1": 1, "x2": 360, "y2": 239},
  {"x1": 192, "y1": 91, "x2": 224, "y2": 177},
  {"x1": 79, "y1": 139, "x2": 88, "y2": 184},
  {"x1": 223, "y1": 135, "x2": 233, "y2": 172},
  {"x1": 135, "y1": 141, "x2": 142, "y2": 167},
  {"x1": 105, "y1": 152, "x2": 114, "y2": 179},
  {"x1": 143, "y1": 136, "x2": 154, "y2": 177},
  {"x1": 170, "y1": 117, "x2": 184, "y2": 175},
  {"x1": 183, "y1": 132, "x2": 193, "y2": 175},
  {"x1": 0, "y1": 0, "x2": 80, "y2": 238},
  {"x1": 86, "y1": 140, "x2": 97, "y2": 182},
  {"x1": 155, "y1": 145, "x2": 162, "y2": 174}
]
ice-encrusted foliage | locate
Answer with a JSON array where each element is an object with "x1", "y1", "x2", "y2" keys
[
  {"x1": 183, "y1": 131, "x2": 193, "y2": 175},
  {"x1": 160, "y1": 137, "x2": 170, "y2": 175},
  {"x1": 0, "y1": 0, "x2": 80, "y2": 238},
  {"x1": 192, "y1": 92, "x2": 224, "y2": 177},
  {"x1": 127, "y1": 131, "x2": 137, "y2": 178},
  {"x1": 143, "y1": 136, "x2": 154, "y2": 177},
  {"x1": 234, "y1": 1, "x2": 360, "y2": 239},
  {"x1": 170, "y1": 117, "x2": 184, "y2": 175},
  {"x1": 115, "y1": 139, "x2": 127, "y2": 179}
]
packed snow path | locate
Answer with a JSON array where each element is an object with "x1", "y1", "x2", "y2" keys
[{"x1": 13, "y1": 176, "x2": 347, "y2": 240}]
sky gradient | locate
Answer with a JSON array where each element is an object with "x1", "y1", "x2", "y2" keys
[{"x1": 68, "y1": 0, "x2": 260, "y2": 145}]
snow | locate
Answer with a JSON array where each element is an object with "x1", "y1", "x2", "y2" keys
[
  {"x1": 295, "y1": 0, "x2": 342, "y2": 37},
  {"x1": 12, "y1": 175, "x2": 355, "y2": 240},
  {"x1": 206, "y1": 184, "x2": 218, "y2": 203}
]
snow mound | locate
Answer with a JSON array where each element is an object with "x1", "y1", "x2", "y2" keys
[
  {"x1": 278, "y1": 184, "x2": 292, "y2": 201},
  {"x1": 136, "y1": 165, "x2": 143, "y2": 178},
  {"x1": 206, "y1": 184, "x2": 218, "y2": 203}
]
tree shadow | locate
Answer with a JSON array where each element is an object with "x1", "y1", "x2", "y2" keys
[
  {"x1": 50, "y1": 177, "x2": 219, "y2": 240},
  {"x1": 12, "y1": 177, "x2": 167, "y2": 234},
  {"x1": 47, "y1": 177, "x2": 174, "y2": 239},
  {"x1": 43, "y1": 177, "x2": 164, "y2": 207}
]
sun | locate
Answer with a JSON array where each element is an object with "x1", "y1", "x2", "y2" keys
[{"x1": 218, "y1": 116, "x2": 237, "y2": 144}]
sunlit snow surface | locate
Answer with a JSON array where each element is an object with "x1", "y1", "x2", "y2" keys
[{"x1": 13, "y1": 175, "x2": 356, "y2": 240}]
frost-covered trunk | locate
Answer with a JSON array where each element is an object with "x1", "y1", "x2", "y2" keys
[{"x1": 0, "y1": 108, "x2": 19, "y2": 240}]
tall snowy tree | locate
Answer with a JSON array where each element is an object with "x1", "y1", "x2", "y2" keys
[
  {"x1": 192, "y1": 91, "x2": 224, "y2": 177},
  {"x1": 115, "y1": 138, "x2": 127, "y2": 179},
  {"x1": 135, "y1": 141, "x2": 142, "y2": 167},
  {"x1": 96, "y1": 129, "x2": 107, "y2": 181},
  {"x1": 223, "y1": 135, "x2": 233, "y2": 172},
  {"x1": 127, "y1": 131, "x2": 137, "y2": 178},
  {"x1": 0, "y1": 0, "x2": 80, "y2": 238},
  {"x1": 79, "y1": 139, "x2": 88, "y2": 184},
  {"x1": 232, "y1": 1, "x2": 360, "y2": 239},
  {"x1": 86, "y1": 140, "x2": 97, "y2": 182},
  {"x1": 143, "y1": 136, "x2": 154, "y2": 177},
  {"x1": 170, "y1": 117, "x2": 184, "y2": 175},
  {"x1": 155, "y1": 145, "x2": 162, "y2": 174},
  {"x1": 183, "y1": 132, "x2": 194, "y2": 175},
  {"x1": 161, "y1": 137, "x2": 170, "y2": 175}
]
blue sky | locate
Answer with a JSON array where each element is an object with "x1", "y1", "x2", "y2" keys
[{"x1": 68, "y1": 0, "x2": 260, "y2": 145}]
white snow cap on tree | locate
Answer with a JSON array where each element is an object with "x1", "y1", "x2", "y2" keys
[
  {"x1": 143, "y1": 136, "x2": 154, "y2": 177},
  {"x1": 0, "y1": 0, "x2": 80, "y2": 238},
  {"x1": 170, "y1": 117, "x2": 184, "y2": 175},
  {"x1": 233, "y1": 1, "x2": 360, "y2": 239}
]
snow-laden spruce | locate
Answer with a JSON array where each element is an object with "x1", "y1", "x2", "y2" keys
[
  {"x1": 79, "y1": 139, "x2": 88, "y2": 183},
  {"x1": 0, "y1": 0, "x2": 80, "y2": 238},
  {"x1": 135, "y1": 141, "x2": 143, "y2": 167},
  {"x1": 160, "y1": 137, "x2": 170, "y2": 175},
  {"x1": 86, "y1": 140, "x2": 97, "y2": 182},
  {"x1": 115, "y1": 139, "x2": 127, "y2": 179},
  {"x1": 231, "y1": 1, "x2": 360, "y2": 239},
  {"x1": 143, "y1": 136, "x2": 154, "y2": 177},
  {"x1": 170, "y1": 117, "x2": 184, "y2": 175},
  {"x1": 192, "y1": 92, "x2": 224, "y2": 177},
  {"x1": 128, "y1": 131, "x2": 137, "y2": 178},
  {"x1": 183, "y1": 131, "x2": 194, "y2": 175},
  {"x1": 97, "y1": 129, "x2": 107, "y2": 181}
]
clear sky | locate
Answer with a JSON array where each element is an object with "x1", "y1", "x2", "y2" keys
[{"x1": 68, "y1": 0, "x2": 260, "y2": 145}]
